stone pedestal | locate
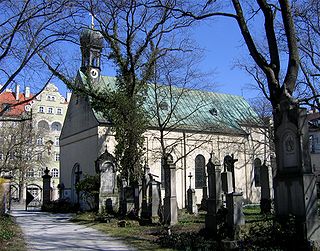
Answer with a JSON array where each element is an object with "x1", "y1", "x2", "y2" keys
[
  {"x1": 149, "y1": 179, "x2": 161, "y2": 223},
  {"x1": 96, "y1": 152, "x2": 118, "y2": 214},
  {"x1": 187, "y1": 188, "x2": 197, "y2": 215},
  {"x1": 274, "y1": 104, "x2": 320, "y2": 241},
  {"x1": 226, "y1": 192, "x2": 245, "y2": 230},
  {"x1": 260, "y1": 163, "x2": 271, "y2": 214},
  {"x1": 163, "y1": 155, "x2": 177, "y2": 226},
  {"x1": 42, "y1": 167, "x2": 52, "y2": 207}
]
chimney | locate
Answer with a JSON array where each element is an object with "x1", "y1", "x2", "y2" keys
[
  {"x1": 25, "y1": 86, "x2": 30, "y2": 98},
  {"x1": 15, "y1": 85, "x2": 20, "y2": 101},
  {"x1": 66, "y1": 92, "x2": 72, "y2": 103}
]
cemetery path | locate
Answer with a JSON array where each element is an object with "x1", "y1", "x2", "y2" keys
[{"x1": 10, "y1": 206, "x2": 135, "y2": 251}]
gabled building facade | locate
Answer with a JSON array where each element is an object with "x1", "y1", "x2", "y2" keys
[{"x1": 0, "y1": 83, "x2": 69, "y2": 205}]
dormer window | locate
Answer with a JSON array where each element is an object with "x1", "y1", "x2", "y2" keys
[
  {"x1": 209, "y1": 108, "x2": 218, "y2": 116},
  {"x1": 159, "y1": 101, "x2": 168, "y2": 111}
]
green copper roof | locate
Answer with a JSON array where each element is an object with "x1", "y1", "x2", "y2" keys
[{"x1": 78, "y1": 71, "x2": 260, "y2": 135}]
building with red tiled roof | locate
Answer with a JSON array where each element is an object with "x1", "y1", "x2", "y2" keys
[
  {"x1": 0, "y1": 84, "x2": 70, "y2": 207},
  {"x1": 0, "y1": 86, "x2": 33, "y2": 118}
]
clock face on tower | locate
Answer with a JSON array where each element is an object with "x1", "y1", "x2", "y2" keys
[{"x1": 90, "y1": 68, "x2": 99, "y2": 79}]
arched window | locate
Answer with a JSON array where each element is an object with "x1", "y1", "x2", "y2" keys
[
  {"x1": 38, "y1": 120, "x2": 49, "y2": 131},
  {"x1": 254, "y1": 158, "x2": 262, "y2": 187},
  {"x1": 51, "y1": 122, "x2": 62, "y2": 131},
  {"x1": 51, "y1": 168, "x2": 59, "y2": 178},
  {"x1": 195, "y1": 154, "x2": 206, "y2": 188}
]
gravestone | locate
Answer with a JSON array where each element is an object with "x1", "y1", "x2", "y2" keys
[
  {"x1": 205, "y1": 153, "x2": 220, "y2": 236},
  {"x1": 274, "y1": 100, "x2": 320, "y2": 241},
  {"x1": 200, "y1": 174, "x2": 208, "y2": 210},
  {"x1": 96, "y1": 151, "x2": 118, "y2": 213},
  {"x1": 223, "y1": 155, "x2": 245, "y2": 237},
  {"x1": 187, "y1": 173, "x2": 198, "y2": 215},
  {"x1": 42, "y1": 167, "x2": 52, "y2": 207},
  {"x1": 163, "y1": 154, "x2": 178, "y2": 226},
  {"x1": 260, "y1": 162, "x2": 271, "y2": 214},
  {"x1": 140, "y1": 164, "x2": 151, "y2": 221},
  {"x1": 148, "y1": 175, "x2": 161, "y2": 223}
]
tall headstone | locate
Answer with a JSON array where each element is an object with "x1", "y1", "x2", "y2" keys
[
  {"x1": 223, "y1": 155, "x2": 245, "y2": 237},
  {"x1": 96, "y1": 151, "x2": 118, "y2": 213},
  {"x1": 140, "y1": 164, "x2": 151, "y2": 221},
  {"x1": 148, "y1": 175, "x2": 161, "y2": 223},
  {"x1": 260, "y1": 162, "x2": 271, "y2": 214},
  {"x1": 274, "y1": 100, "x2": 320, "y2": 241},
  {"x1": 42, "y1": 167, "x2": 52, "y2": 207},
  {"x1": 163, "y1": 154, "x2": 178, "y2": 226},
  {"x1": 205, "y1": 153, "x2": 220, "y2": 235},
  {"x1": 187, "y1": 172, "x2": 198, "y2": 215}
]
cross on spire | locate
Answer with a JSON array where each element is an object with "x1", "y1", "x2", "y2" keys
[{"x1": 89, "y1": 12, "x2": 95, "y2": 29}]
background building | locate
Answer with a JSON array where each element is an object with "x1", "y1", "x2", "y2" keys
[{"x1": 0, "y1": 83, "x2": 69, "y2": 206}]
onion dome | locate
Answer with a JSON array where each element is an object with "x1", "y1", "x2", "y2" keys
[{"x1": 80, "y1": 28, "x2": 104, "y2": 49}]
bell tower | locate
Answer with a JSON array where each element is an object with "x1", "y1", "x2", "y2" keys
[{"x1": 80, "y1": 27, "x2": 104, "y2": 82}]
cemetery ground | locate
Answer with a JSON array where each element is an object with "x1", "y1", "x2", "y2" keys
[
  {"x1": 70, "y1": 205, "x2": 294, "y2": 251},
  {"x1": 0, "y1": 205, "x2": 314, "y2": 250}
]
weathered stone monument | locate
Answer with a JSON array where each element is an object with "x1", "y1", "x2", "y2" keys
[
  {"x1": 163, "y1": 154, "x2": 177, "y2": 226},
  {"x1": 260, "y1": 161, "x2": 271, "y2": 214},
  {"x1": 148, "y1": 174, "x2": 161, "y2": 223},
  {"x1": 96, "y1": 151, "x2": 118, "y2": 213},
  {"x1": 273, "y1": 100, "x2": 320, "y2": 241},
  {"x1": 187, "y1": 172, "x2": 198, "y2": 215},
  {"x1": 223, "y1": 155, "x2": 245, "y2": 237},
  {"x1": 205, "y1": 153, "x2": 220, "y2": 235},
  {"x1": 42, "y1": 167, "x2": 52, "y2": 207}
]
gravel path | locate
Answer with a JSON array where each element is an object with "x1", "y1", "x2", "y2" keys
[{"x1": 10, "y1": 207, "x2": 135, "y2": 251}]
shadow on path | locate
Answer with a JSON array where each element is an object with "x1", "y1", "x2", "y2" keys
[{"x1": 10, "y1": 205, "x2": 135, "y2": 251}]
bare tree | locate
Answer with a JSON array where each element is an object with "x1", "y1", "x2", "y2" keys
[
  {"x1": 293, "y1": 0, "x2": 320, "y2": 109},
  {"x1": 44, "y1": 0, "x2": 198, "y2": 184},
  {"x1": 0, "y1": 0, "x2": 79, "y2": 115},
  {"x1": 0, "y1": 114, "x2": 50, "y2": 200}
]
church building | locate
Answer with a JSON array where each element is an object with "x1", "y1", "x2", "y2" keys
[{"x1": 59, "y1": 28, "x2": 272, "y2": 210}]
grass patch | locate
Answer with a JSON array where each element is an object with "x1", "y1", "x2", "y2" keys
[
  {"x1": 71, "y1": 210, "x2": 206, "y2": 250},
  {"x1": 0, "y1": 214, "x2": 26, "y2": 251}
]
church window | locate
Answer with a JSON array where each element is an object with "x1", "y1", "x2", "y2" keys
[
  {"x1": 254, "y1": 158, "x2": 262, "y2": 187},
  {"x1": 51, "y1": 122, "x2": 62, "y2": 131},
  {"x1": 92, "y1": 57, "x2": 98, "y2": 67},
  {"x1": 38, "y1": 106, "x2": 44, "y2": 113},
  {"x1": 38, "y1": 120, "x2": 49, "y2": 131},
  {"x1": 195, "y1": 154, "x2": 206, "y2": 188},
  {"x1": 51, "y1": 168, "x2": 59, "y2": 178}
]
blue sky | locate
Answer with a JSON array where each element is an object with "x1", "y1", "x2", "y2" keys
[{"x1": 190, "y1": 17, "x2": 259, "y2": 99}]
